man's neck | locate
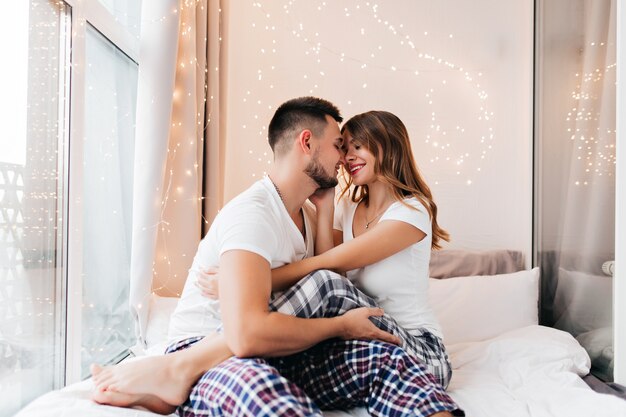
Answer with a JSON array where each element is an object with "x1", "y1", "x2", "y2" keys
[{"x1": 268, "y1": 168, "x2": 317, "y2": 219}]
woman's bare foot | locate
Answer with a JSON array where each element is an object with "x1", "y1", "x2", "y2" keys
[
  {"x1": 91, "y1": 388, "x2": 176, "y2": 415},
  {"x1": 90, "y1": 356, "x2": 193, "y2": 406}
]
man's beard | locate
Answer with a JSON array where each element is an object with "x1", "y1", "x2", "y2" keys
[{"x1": 304, "y1": 154, "x2": 338, "y2": 189}]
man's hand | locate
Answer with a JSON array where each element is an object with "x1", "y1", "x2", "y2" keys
[
  {"x1": 338, "y1": 307, "x2": 401, "y2": 346},
  {"x1": 219, "y1": 250, "x2": 400, "y2": 358},
  {"x1": 195, "y1": 267, "x2": 219, "y2": 299}
]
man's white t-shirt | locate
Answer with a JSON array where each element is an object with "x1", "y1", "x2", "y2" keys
[
  {"x1": 168, "y1": 176, "x2": 316, "y2": 343},
  {"x1": 334, "y1": 196, "x2": 443, "y2": 339}
]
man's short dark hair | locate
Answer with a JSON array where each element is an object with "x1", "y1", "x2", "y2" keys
[{"x1": 268, "y1": 97, "x2": 343, "y2": 155}]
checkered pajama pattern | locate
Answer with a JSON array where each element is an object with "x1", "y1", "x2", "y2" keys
[
  {"x1": 167, "y1": 338, "x2": 462, "y2": 417},
  {"x1": 268, "y1": 270, "x2": 452, "y2": 388},
  {"x1": 167, "y1": 270, "x2": 463, "y2": 417}
]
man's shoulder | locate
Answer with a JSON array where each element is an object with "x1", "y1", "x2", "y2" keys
[
  {"x1": 222, "y1": 180, "x2": 272, "y2": 209},
  {"x1": 215, "y1": 180, "x2": 278, "y2": 224}
]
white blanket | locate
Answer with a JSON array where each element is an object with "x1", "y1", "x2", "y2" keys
[
  {"x1": 16, "y1": 325, "x2": 626, "y2": 417},
  {"x1": 445, "y1": 325, "x2": 626, "y2": 417}
]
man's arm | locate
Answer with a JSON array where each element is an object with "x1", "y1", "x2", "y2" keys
[{"x1": 219, "y1": 249, "x2": 398, "y2": 358}]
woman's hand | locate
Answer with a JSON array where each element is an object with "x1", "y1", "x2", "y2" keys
[
  {"x1": 309, "y1": 188, "x2": 336, "y2": 255},
  {"x1": 308, "y1": 187, "x2": 335, "y2": 214},
  {"x1": 195, "y1": 267, "x2": 219, "y2": 299},
  {"x1": 337, "y1": 307, "x2": 401, "y2": 346}
]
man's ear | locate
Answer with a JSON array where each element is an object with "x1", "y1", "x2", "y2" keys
[{"x1": 298, "y1": 130, "x2": 313, "y2": 155}]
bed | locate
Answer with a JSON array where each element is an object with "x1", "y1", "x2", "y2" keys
[{"x1": 15, "y1": 250, "x2": 626, "y2": 417}]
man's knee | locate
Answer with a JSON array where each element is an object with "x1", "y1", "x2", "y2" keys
[
  {"x1": 191, "y1": 358, "x2": 319, "y2": 416},
  {"x1": 195, "y1": 358, "x2": 284, "y2": 402}
]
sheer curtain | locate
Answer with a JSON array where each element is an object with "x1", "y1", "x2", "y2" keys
[
  {"x1": 130, "y1": 0, "x2": 211, "y2": 347},
  {"x1": 538, "y1": 0, "x2": 616, "y2": 381},
  {"x1": 202, "y1": 0, "x2": 228, "y2": 228}
]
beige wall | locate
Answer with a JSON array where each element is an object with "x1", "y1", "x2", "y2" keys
[{"x1": 220, "y1": 0, "x2": 534, "y2": 255}]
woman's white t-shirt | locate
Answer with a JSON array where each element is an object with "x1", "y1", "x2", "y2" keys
[{"x1": 334, "y1": 196, "x2": 443, "y2": 339}]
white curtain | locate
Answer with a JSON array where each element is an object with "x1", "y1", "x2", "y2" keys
[
  {"x1": 130, "y1": 0, "x2": 208, "y2": 347},
  {"x1": 557, "y1": 0, "x2": 616, "y2": 267},
  {"x1": 541, "y1": 0, "x2": 616, "y2": 380}
]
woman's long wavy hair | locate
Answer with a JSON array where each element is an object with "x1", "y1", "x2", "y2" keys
[{"x1": 340, "y1": 110, "x2": 450, "y2": 250}]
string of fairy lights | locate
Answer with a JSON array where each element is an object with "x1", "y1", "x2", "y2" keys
[
  {"x1": 242, "y1": 1, "x2": 495, "y2": 187},
  {"x1": 149, "y1": 0, "x2": 210, "y2": 296},
  {"x1": 569, "y1": 56, "x2": 617, "y2": 187}
]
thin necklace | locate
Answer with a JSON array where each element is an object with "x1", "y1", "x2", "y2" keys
[
  {"x1": 364, "y1": 206, "x2": 387, "y2": 229},
  {"x1": 269, "y1": 176, "x2": 306, "y2": 238},
  {"x1": 268, "y1": 176, "x2": 284, "y2": 203}
]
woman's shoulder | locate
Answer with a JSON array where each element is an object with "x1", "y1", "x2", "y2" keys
[
  {"x1": 385, "y1": 196, "x2": 430, "y2": 224},
  {"x1": 392, "y1": 196, "x2": 427, "y2": 212}
]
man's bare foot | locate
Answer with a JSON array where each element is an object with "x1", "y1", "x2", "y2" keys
[
  {"x1": 90, "y1": 356, "x2": 193, "y2": 406},
  {"x1": 91, "y1": 334, "x2": 232, "y2": 407},
  {"x1": 91, "y1": 388, "x2": 176, "y2": 415}
]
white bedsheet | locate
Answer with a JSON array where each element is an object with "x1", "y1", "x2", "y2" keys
[{"x1": 16, "y1": 325, "x2": 626, "y2": 417}]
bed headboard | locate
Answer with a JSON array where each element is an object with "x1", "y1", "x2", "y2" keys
[{"x1": 429, "y1": 249, "x2": 526, "y2": 279}]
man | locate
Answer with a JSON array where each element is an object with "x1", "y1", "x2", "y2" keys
[{"x1": 93, "y1": 97, "x2": 461, "y2": 417}]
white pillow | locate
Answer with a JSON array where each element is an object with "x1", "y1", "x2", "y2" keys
[
  {"x1": 145, "y1": 294, "x2": 180, "y2": 349},
  {"x1": 428, "y1": 267, "x2": 539, "y2": 345}
]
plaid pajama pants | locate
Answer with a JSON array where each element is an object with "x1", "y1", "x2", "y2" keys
[
  {"x1": 268, "y1": 270, "x2": 452, "y2": 389},
  {"x1": 167, "y1": 270, "x2": 463, "y2": 417}
]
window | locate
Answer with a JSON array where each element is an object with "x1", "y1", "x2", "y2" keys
[
  {"x1": 0, "y1": 2, "x2": 69, "y2": 415},
  {"x1": 0, "y1": 0, "x2": 141, "y2": 414},
  {"x1": 80, "y1": 25, "x2": 138, "y2": 377},
  {"x1": 97, "y1": 0, "x2": 142, "y2": 39}
]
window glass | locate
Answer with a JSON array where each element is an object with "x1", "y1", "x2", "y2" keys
[
  {"x1": 81, "y1": 25, "x2": 137, "y2": 377},
  {"x1": 535, "y1": 0, "x2": 616, "y2": 381},
  {"x1": 0, "y1": 1, "x2": 69, "y2": 415},
  {"x1": 97, "y1": 0, "x2": 142, "y2": 39}
]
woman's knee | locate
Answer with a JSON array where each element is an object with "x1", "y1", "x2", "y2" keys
[{"x1": 307, "y1": 269, "x2": 352, "y2": 291}]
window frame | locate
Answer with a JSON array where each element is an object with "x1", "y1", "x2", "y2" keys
[
  {"x1": 615, "y1": 0, "x2": 625, "y2": 387},
  {"x1": 62, "y1": 0, "x2": 140, "y2": 385}
]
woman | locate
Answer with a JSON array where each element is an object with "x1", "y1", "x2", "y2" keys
[{"x1": 92, "y1": 110, "x2": 451, "y2": 414}]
